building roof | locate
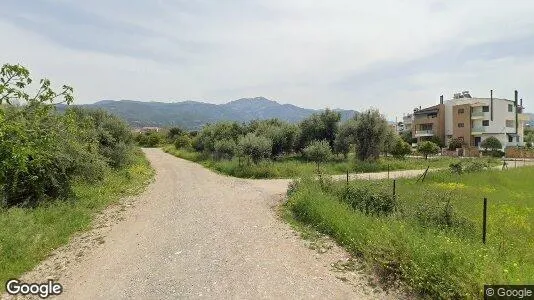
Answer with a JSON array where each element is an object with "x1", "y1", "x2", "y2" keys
[{"x1": 414, "y1": 105, "x2": 440, "y2": 115}]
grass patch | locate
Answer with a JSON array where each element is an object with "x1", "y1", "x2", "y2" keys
[
  {"x1": 285, "y1": 167, "x2": 534, "y2": 298},
  {"x1": 0, "y1": 148, "x2": 154, "y2": 290},
  {"x1": 163, "y1": 145, "x2": 497, "y2": 179}
]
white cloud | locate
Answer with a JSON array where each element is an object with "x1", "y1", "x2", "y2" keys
[{"x1": 1, "y1": 0, "x2": 534, "y2": 120}]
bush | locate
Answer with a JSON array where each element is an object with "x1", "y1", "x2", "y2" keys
[
  {"x1": 174, "y1": 135, "x2": 192, "y2": 150},
  {"x1": 337, "y1": 185, "x2": 397, "y2": 217},
  {"x1": 237, "y1": 133, "x2": 272, "y2": 164},
  {"x1": 213, "y1": 139, "x2": 236, "y2": 160},
  {"x1": 448, "y1": 138, "x2": 463, "y2": 151},
  {"x1": 303, "y1": 140, "x2": 332, "y2": 172},
  {"x1": 135, "y1": 131, "x2": 162, "y2": 148},
  {"x1": 413, "y1": 195, "x2": 474, "y2": 233},
  {"x1": 391, "y1": 139, "x2": 411, "y2": 158},
  {"x1": 417, "y1": 141, "x2": 440, "y2": 159},
  {"x1": 449, "y1": 160, "x2": 491, "y2": 174},
  {"x1": 480, "y1": 136, "x2": 502, "y2": 152}
]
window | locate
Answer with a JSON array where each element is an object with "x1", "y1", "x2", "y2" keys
[
  {"x1": 482, "y1": 120, "x2": 489, "y2": 126},
  {"x1": 506, "y1": 120, "x2": 514, "y2": 128},
  {"x1": 458, "y1": 108, "x2": 465, "y2": 114},
  {"x1": 508, "y1": 135, "x2": 513, "y2": 143},
  {"x1": 482, "y1": 106, "x2": 490, "y2": 112},
  {"x1": 458, "y1": 123, "x2": 464, "y2": 128},
  {"x1": 508, "y1": 104, "x2": 513, "y2": 112}
]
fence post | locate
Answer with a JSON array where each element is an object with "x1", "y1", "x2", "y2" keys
[
  {"x1": 346, "y1": 169, "x2": 349, "y2": 185},
  {"x1": 482, "y1": 198, "x2": 488, "y2": 244},
  {"x1": 393, "y1": 179, "x2": 396, "y2": 198},
  {"x1": 388, "y1": 164, "x2": 390, "y2": 179}
]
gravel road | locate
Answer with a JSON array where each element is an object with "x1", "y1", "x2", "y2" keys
[{"x1": 17, "y1": 148, "x2": 404, "y2": 300}]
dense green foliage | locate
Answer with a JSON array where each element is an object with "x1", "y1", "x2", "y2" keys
[
  {"x1": 0, "y1": 149, "x2": 154, "y2": 291},
  {"x1": 0, "y1": 64, "x2": 135, "y2": 208},
  {"x1": 448, "y1": 137, "x2": 464, "y2": 150},
  {"x1": 390, "y1": 139, "x2": 412, "y2": 158},
  {"x1": 285, "y1": 167, "x2": 534, "y2": 298},
  {"x1": 302, "y1": 140, "x2": 332, "y2": 172},
  {"x1": 481, "y1": 136, "x2": 503, "y2": 151},
  {"x1": 352, "y1": 109, "x2": 389, "y2": 160},
  {"x1": 417, "y1": 141, "x2": 440, "y2": 159}
]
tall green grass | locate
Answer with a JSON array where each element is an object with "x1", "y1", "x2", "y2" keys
[
  {"x1": 285, "y1": 167, "x2": 534, "y2": 298},
  {"x1": 0, "y1": 149, "x2": 154, "y2": 290},
  {"x1": 163, "y1": 146, "x2": 494, "y2": 179}
]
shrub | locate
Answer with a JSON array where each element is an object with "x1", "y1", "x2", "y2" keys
[
  {"x1": 237, "y1": 133, "x2": 272, "y2": 164},
  {"x1": 167, "y1": 127, "x2": 184, "y2": 142},
  {"x1": 391, "y1": 139, "x2": 411, "y2": 158},
  {"x1": 135, "y1": 131, "x2": 162, "y2": 148},
  {"x1": 174, "y1": 135, "x2": 192, "y2": 149},
  {"x1": 213, "y1": 139, "x2": 236, "y2": 160},
  {"x1": 480, "y1": 136, "x2": 502, "y2": 152},
  {"x1": 448, "y1": 138, "x2": 463, "y2": 151},
  {"x1": 413, "y1": 195, "x2": 474, "y2": 233},
  {"x1": 417, "y1": 141, "x2": 440, "y2": 159},
  {"x1": 303, "y1": 140, "x2": 332, "y2": 172},
  {"x1": 338, "y1": 185, "x2": 397, "y2": 217}
]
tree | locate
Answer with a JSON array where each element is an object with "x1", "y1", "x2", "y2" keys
[
  {"x1": 448, "y1": 138, "x2": 463, "y2": 151},
  {"x1": 167, "y1": 127, "x2": 184, "y2": 142},
  {"x1": 381, "y1": 126, "x2": 398, "y2": 157},
  {"x1": 525, "y1": 132, "x2": 534, "y2": 148},
  {"x1": 297, "y1": 109, "x2": 341, "y2": 151},
  {"x1": 352, "y1": 109, "x2": 389, "y2": 161},
  {"x1": 391, "y1": 139, "x2": 412, "y2": 158},
  {"x1": 254, "y1": 121, "x2": 299, "y2": 157},
  {"x1": 237, "y1": 133, "x2": 272, "y2": 164},
  {"x1": 417, "y1": 141, "x2": 440, "y2": 159},
  {"x1": 400, "y1": 130, "x2": 414, "y2": 144},
  {"x1": 174, "y1": 135, "x2": 192, "y2": 149},
  {"x1": 303, "y1": 140, "x2": 332, "y2": 173},
  {"x1": 480, "y1": 136, "x2": 502, "y2": 152}
]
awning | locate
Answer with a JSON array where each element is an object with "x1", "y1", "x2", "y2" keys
[{"x1": 507, "y1": 133, "x2": 519, "y2": 137}]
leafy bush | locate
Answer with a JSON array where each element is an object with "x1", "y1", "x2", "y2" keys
[
  {"x1": 449, "y1": 160, "x2": 491, "y2": 174},
  {"x1": 353, "y1": 109, "x2": 389, "y2": 161},
  {"x1": 237, "y1": 133, "x2": 272, "y2": 164},
  {"x1": 417, "y1": 141, "x2": 440, "y2": 159},
  {"x1": 391, "y1": 139, "x2": 411, "y2": 158},
  {"x1": 135, "y1": 131, "x2": 163, "y2": 148},
  {"x1": 174, "y1": 135, "x2": 192, "y2": 149},
  {"x1": 480, "y1": 136, "x2": 502, "y2": 152},
  {"x1": 448, "y1": 138, "x2": 463, "y2": 151},
  {"x1": 167, "y1": 127, "x2": 184, "y2": 142},
  {"x1": 213, "y1": 139, "x2": 236, "y2": 160},
  {"x1": 413, "y1": 196, "x2": 474, "y2": 232},
  {"x1": 337, "y1": 185, "x2": 397, "y2": 217}
]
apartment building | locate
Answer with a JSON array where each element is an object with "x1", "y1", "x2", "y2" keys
[{"x1": 409, "y1": 91, "x2": 529, "y2": 149}]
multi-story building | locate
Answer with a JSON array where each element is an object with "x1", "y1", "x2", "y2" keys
[{"x1": 410, "y1": 91, "x2": 529, "y2": 149}]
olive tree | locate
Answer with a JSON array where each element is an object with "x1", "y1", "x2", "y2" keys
[
  {"x1": 417, "y1": 141, "x2": 440, "y2": 159},
  {"x1": 353, "y1": 109, "x2": 389, "y2": 161},
  {"x1": 391, "y1": 139, "x2": 412, "y2": 158},
  {"x1": 303, "y1": 140, "x2": 333, "y2": 173},
  {"x1": 237, "y1": 133, "x2": 272, "y2": 164}
]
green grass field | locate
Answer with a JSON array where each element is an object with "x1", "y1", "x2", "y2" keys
[
  {"x1": 163, "y1": 146, "x2": 498, "y2": 179},
  {"x1": 285, "y1": 167, "x2": 534, "y2": 299},
  {"x1": 0, "y1": 149, "x2": 154, "y2": 290}
]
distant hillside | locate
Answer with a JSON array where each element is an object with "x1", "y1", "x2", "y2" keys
[{"x1": 65, "y1": 97, "x2": 357, "y2": 130}]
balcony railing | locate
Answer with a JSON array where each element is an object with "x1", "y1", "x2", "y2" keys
[
  {"x1": 415, "y1": 130, "x2": 434, "y2": 136},
  {"x1": 471, "y1": 111, "x2": 485, "y2": 118},
  {"x1": 471, "y1": 126, "x2": 486, "y2": 133}
]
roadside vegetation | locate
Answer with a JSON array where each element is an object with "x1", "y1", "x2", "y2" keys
[
  {"x1": 158, "y1": 109, "x2": 499, "y2": 178},
  {"x1": 285, "y1": 165, "x2": 534, "y2": 298},
  {"x1": 0, "y1": 63, "x2": 154, "y2": 288}
]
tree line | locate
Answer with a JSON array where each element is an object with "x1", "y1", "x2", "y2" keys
[
  {"x1": 0, "y1": 64, "x2": 135, "y2": 208},
  {"x1": 157, "y1": 108, "x2": 416, "y2": 168}
]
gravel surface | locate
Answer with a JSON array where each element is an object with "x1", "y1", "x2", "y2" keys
[{"x1": 2, "y1": 148, "x2": 407, "y2": 300}]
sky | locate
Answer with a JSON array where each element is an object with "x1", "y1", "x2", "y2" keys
[{"x1": 2, "y1": 0, "x2": 534, "y2": 120}]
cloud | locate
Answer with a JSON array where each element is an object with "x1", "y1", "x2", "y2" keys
[{"x1": 1, "y1": 0, "x2": 534, "y2": 120}]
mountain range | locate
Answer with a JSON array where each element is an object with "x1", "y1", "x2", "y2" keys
[{"x1": 69, "y1": 97, "x2": 358, "y2": 130}]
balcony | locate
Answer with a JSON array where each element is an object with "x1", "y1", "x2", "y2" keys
[
  {"x1": 471, "y1": 111, "x2": 485, "y2": 119},
  {"x1": 415, "y1": 130, "x2": 435, "y2": 137},
  {"x1": 471, "y1": 126, "x2": 486, "y2": 134}
]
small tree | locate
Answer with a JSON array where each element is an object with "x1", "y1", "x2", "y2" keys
[
  {"x1": 303, "y1": 140, "x2": 332, "y2": 173},
  {"x1": 381, "y1": 126, "x2": 397, "y2": 157},
  {"x1": 167, "y1": 127, "x2": 184, "y2": 142},
  {"x1": 237, "y1": 133, "x2": 272, "y2": 164},
  {"x1": 418, "y1": 141, "x2": 440, "y2": 159},
  {"x1": 352, "y1": 109, "x2": 389, "y2": 161},
  {"x1": 391, "y1": 139, "x2": 412, "y2": 158},
  {"x1": 480, "y1": 136, "x2": 502, "y2": 152},
  {"x1": 400, "y1": 130, "x2": 414, "y2": 144}
]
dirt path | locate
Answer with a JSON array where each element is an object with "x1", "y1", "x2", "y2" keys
[{"x1": 6, "y1": 148, "x2": 408, "y2": 300}]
